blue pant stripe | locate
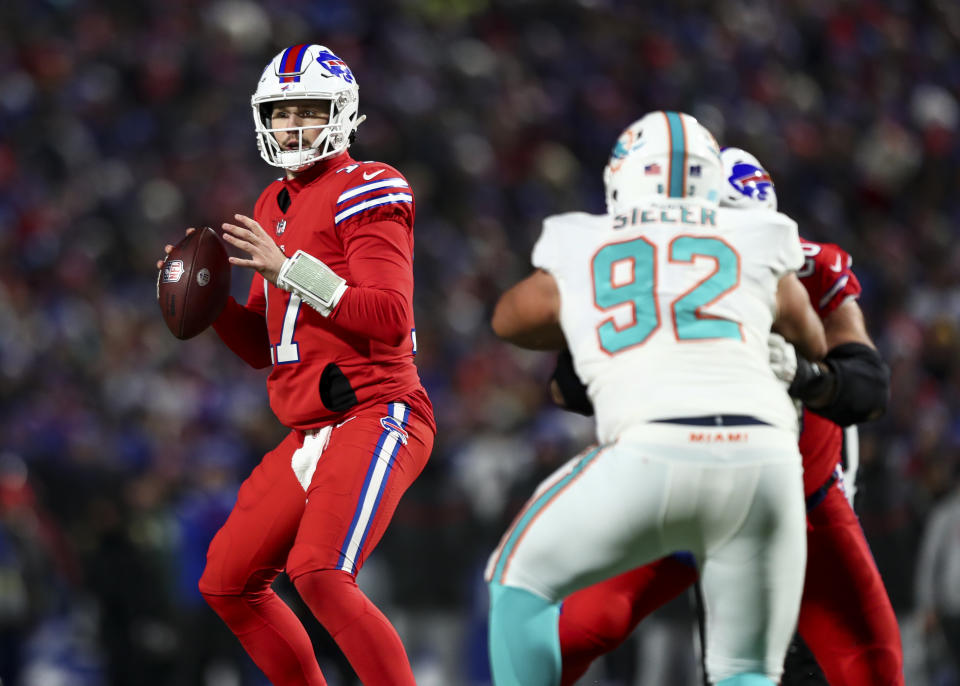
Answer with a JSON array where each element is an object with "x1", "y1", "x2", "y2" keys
[
  {"x1": 349, "y1": 404, "x2": 410, "y2": 568},
  {"x1": 336, "y1": 403, "x2": 410, "y2": 573}
]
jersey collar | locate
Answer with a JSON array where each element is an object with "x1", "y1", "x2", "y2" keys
[{"x1": 284, "y1": 151, "x2": 352, "y2": 196}]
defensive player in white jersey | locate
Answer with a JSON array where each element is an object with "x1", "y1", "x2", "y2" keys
[{"x1": 484, "y1": 111, "x2": 827, "y2": 686}]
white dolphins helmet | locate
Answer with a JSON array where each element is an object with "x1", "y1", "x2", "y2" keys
[
  {"x1": 603, "y1": 111, "x2": 723, "y2": 214},
  {"x1": 720, "y1": 147, "x2": 777, "y2": 210},
  {"x1": 251, "y1": 44, "x2": 365, "y2": 170}
]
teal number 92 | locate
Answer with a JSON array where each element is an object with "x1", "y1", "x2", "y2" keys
[
  {"x1": 593, "y1": 238, "x2": 659, "y2": 352},
  {"x1": 592, "y1": 236, "x2": 742, "y2": 355}
]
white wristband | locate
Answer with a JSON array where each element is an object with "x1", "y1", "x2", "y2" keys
[{"x1": 276, "y1": 250, "x2": 348, "y2": 317}]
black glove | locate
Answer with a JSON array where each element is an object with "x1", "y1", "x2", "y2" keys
[{"x1": 788, "y1": 355, "x2": 834, "y2": 405}]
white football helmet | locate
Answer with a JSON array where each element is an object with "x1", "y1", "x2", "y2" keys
[
  {"x1": 603, "y1": 111, "x2": 722, "y2": 214},
  {"x1": 251, "y1": 44, "x2": 365, "y2": 170},
  {"x1": 720, "y1": 147, "x2": 777, "y2": 210}
]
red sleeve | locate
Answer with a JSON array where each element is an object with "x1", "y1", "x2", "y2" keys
[
  {"x1": 798, "y1": 240, "x2": 862, "y2": 318},
  {"x1": 212, "y1": 273, "x2": 272, "y2": 369},
  {"x1": 330, "y1": 220, "x2": 413, "y2": 346}
]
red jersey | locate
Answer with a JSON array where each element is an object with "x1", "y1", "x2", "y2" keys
[
  {"x1": 797, "y1": 238, "x2": 861, "y2": 497},
  {"x1": 214, "y1": 152, "x2": 434, "y2": 431}
]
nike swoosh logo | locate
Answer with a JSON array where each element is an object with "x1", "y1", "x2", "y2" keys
[
  {"x1": 829, "y1": 255, "x2": 843, "y2": 272},
  {"x1": 362, "y1": 169, "x2": 385, "y2": 180},
  {"x1": 335, "y1": 416, "x2": 358, "y2": 429}
]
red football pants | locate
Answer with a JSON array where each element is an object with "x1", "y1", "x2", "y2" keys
[
  {"x1": 558, "y1": 556, "x2": 698, "y2": 685},
  {"x1": 198, "y1": 400, "x2": 433, "y2": 686},
  {"x1": 558, "y1": 480, "x2": 903, "y2": 686},
  {"x1": 797, "y1": 483, "x2": 903, "y2": 686}
]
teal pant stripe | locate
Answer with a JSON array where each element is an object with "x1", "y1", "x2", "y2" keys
[
  {"x1": 716, "y1": 673, "x2": 774, "y2": 686},
  {"x1": 490, "y1": 446, "x2": 603, "y2": 584},
  {"x1": 488, "y1": 583, "x2": 561, "y2": 686},
  {"x1": 665, "y1": 111, "x2": 686, "y2": 198}
]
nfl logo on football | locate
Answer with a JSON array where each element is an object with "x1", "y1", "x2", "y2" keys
[
  {"x1": 276, "y1": 219, "x2": 287, "y2": 235},
  {"x1": 162, "y1": 260, "x2": 184, "y2": 283}
]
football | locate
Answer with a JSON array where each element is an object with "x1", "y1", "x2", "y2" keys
[{"x1": 157, "y1": 227, "x2": 231, "y2": 340}]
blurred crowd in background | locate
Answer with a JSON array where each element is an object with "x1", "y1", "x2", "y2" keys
[{"x1": 2, "y1": 0, "x2": 960, "y2": 684}]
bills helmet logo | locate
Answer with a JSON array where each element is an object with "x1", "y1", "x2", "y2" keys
[
  {"x1": 728, "y1": 162, "x2": 774, "y2": 202},
  {"x1": 316, "y1": 49, "x2": 355, "y2": 83}
]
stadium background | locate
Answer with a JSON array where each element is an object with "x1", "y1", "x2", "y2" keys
[{"x1": 1, "y1": 0, "x2": 958, "y2": 684}]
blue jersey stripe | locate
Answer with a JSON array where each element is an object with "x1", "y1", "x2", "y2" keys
[
  {"x1": 334, "y1": 193, "x2": 413, "y2": 225},
  {"x1": 665, "y1": 111, "x2": 687, "y2": 198},
  {"x1": 490, "y1": 446, "x2": 605, "y2": 584},
  {"x1": 337, "y1": 178, "x2": 409, "y2": 204}
]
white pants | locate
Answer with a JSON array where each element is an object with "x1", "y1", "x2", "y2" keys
[{"x1": 485, "y1": 423, "x2": 806, "y2": 682}]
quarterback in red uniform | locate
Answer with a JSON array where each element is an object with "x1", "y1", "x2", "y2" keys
[
  {"x1": 160, "y1": 44, "x2": 433, "y2": 686},
  {"x1": 553, "y1": 148, "x2": 901, "y2": 686}
]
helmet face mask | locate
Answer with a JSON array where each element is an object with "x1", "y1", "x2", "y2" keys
[
  {"x1": 252, "y1": 45, "x2": 364, "y2": 170},
  {"x1": 719, "y1": 147, "x2": 778, "y2": 210},
  {"x1": 603, "y1": 111, "x2": 723, "y2": 215}
]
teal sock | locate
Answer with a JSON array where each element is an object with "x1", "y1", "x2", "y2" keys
[
  {"x1": 488, "y1": 582, "x2": 561, "y2": 686},
  {"x1": 716, "y1": 674, "x2": 774, "y2": 686}
]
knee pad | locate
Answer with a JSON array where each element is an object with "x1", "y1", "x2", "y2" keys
[
  {"x1": 592, "y1": 594, "x2": 636, "y2": 646},
  {"x1": 564, "y1": 592, "x2": 636, "y2": 649},
  {"x1": 199, "y1": 588, "x2": 248, "y2": 625},
  {"x1": 286, "y1": 541, "x2": 337, "y2": 581},
  {"x1": 198, "y1": 582, "x2": 281, "y2": 631},
  {"x1": 199, "y1": 562, "x2": 277, "y2": 598}
]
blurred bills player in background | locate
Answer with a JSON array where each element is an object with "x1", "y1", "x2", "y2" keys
[
  {"x1": 552, "y1": 147, "x2": 900, "y2": 686},
  {"x1": 485, "y1": 111, "x2": 827, "y2": 686},
  {"x1": 160, "y1": 44, "x2": 433, "y2": 685}
]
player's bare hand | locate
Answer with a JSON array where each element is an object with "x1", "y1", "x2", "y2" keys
[
  {"x1": 156, "y1": 227, "x2": 197, "y2": 269},
  {"x1": 221, "y1": 214, "x2": 286, "y2": 285}
]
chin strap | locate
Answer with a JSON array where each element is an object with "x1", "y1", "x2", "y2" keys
[{"x1": 276, "y1": 250, "x2": 348, "y2": 317}]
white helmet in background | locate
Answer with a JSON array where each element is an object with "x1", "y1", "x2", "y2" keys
[
  {"x1": 251, "y1": 44, "x2": 365, "y2": 170},
  {"x1": 603, "y1": 111, "x2": 723, "y2": 214},
  {"x1": 720, "y1": 147, "x2": 777, "y2": 210}
]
